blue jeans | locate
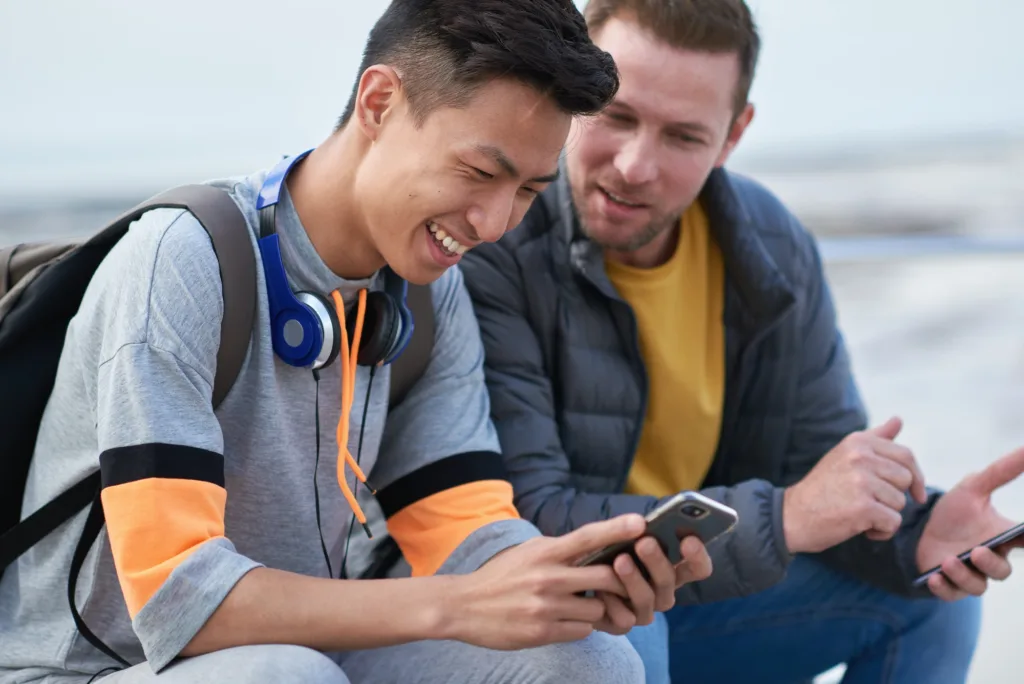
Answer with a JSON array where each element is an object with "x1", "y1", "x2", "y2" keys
[{"x1": 626, "y1": 555, "x2": 982, "y2": 684}]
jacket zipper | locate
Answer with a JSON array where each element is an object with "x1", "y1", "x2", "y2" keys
[{"x1": 574, "y1": 258, "x2": 649, "y2": 494}]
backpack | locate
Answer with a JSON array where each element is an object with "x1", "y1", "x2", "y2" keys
[{"x1": 0, "y1": 184, "x2": 433, "y2": 664}]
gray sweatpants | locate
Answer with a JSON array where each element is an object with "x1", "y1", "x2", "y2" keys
[{"x1": 94, "y1": 633, "x2": 645, "y2": 684}]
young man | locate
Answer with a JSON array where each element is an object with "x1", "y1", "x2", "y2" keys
[
  {"x1": 0, "y1": 1, "x2": 716, "y2": 682},
  {"x1": 461, "y1": 1, "x2": 1024, "y2": 682}
]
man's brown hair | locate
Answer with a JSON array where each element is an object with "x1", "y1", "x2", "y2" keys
[{"x1": 583, "y1": 0, "x2": 760, "y2": 116}]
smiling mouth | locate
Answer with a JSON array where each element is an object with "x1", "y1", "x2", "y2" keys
[
  {"x1": 599, "y1": 186, "x2": 646, "y2": 208},
  {"x1": 427, "y1": 222, "x2": 468, "y2": 256}
]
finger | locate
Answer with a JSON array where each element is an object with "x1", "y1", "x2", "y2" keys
[
  {"x1": 595, "y1": 592, "x2": 637, "y2": 634},
  {"x1": 556, "y1": 515, "x2": 647, "y2": 563},
  {"x1": 927, "y1": 572, "x2": 967, "y2": 602},
  {"x1": 676, "y1": 536, "x2": 712, "y2": 586},
  {"x1": 534, "y1": 622, "x2": 595, "y2": 647},
  {"x1": 870, "y1": 440, "x2": 927, "y2": 504},
  {"x1": 552, "y1": 565, "x2": 630, "y2": 598},
  {"x1": 615, "y1": 553, "x2": 656, "y2": 627},
  {"x1": 866, "y1": 449, "x2": 913, "y2": 491},
  {"x1": 870, "y1": 477, "x2": 909, "y2": 513},
  {"x1": 940, "y1": 556, "x2": 988, "y2": 596},
  {"x1": 866, "y1": 501, "x2": 903, "y2": 540},
  {"x1": 549, "y1": 595, "x2": 608, "y2": 624},
  {"x1": 634, "y1": 537, "x2": 677, "y2": 612},
  {"x1": 866, "y1": 416, "x2": 903, "y2": 441},
  {"x1": 967, "y1": 447, "x2": 1024, "y2": 496},
  {"x1": 970, "y1": 546, "x2": 1013, "y2": 582}
]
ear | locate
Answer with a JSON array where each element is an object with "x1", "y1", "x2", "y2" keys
[
  {"x1": 353, "y1": 65, "x2": 403, "y2": 142},
  {"x1": 713, "y1": 103, "x2": 755, "y2": 168}
]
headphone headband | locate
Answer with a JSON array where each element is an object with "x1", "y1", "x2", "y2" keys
[
  {"x1": 256, "y1": 150, "x2": 415, "y2": 368},
  {"x1": 257, "y1": 150, "x2": 312, "y2": 211}
]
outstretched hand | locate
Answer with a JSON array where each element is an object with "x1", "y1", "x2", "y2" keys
[{"x1": 916, "y1": 446, "x2": 1024, "y2": 601}]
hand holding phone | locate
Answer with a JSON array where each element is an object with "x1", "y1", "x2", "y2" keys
[
  {"x1": 576, "y1": 491, "x2": 738, "y2": 577},
  {"x1": 571, "y1": 492, "x2": 733, "y2": 630},
  {"x1": 913, "y1": 521, "x2": 1024, "y2": 588}
]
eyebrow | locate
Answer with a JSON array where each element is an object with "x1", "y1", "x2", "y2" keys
[{"x1": 474, "y1": 144, "x2": 560, "y2": 184}]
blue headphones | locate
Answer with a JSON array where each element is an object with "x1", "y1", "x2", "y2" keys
[{"x1": 255, "y1": 149, "x2": 415, "y2": 370}]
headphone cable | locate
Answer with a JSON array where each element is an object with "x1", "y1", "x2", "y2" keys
[
  {"x1": 311, "y1": 368, "x2": 334, "y2": 579},
  {"x1": 312, "y1": 363, "x2": 378, "y2": 580}
]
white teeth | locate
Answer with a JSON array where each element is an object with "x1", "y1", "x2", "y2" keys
[
  {"x1": 427, "y1": 222, "x2": 467, "y2": 256},
  {"x1": 605, "y1": 189, "x2": 641, "y2": 207}
]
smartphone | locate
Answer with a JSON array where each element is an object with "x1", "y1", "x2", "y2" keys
[
  {"x1": 576, "y1": 491, "x2": 739, "y2": 577},
  {"x1": 912, "y1": 521, "x2": 1024, "y2": 588}
]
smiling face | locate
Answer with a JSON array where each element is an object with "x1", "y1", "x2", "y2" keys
[
  {"x1": 567, "y1": 16, "x2": 755, "y2": 266},
  {"x1": 353, "y1": 72, "x2": 570, "y2": 285}
]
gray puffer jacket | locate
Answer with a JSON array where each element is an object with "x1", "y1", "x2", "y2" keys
[{"x1": 460, "y1": 168, "x2": 940, "y2": 604}]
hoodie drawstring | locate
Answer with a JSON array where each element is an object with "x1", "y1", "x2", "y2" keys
[{"x1": 331, "y1": 289, "x2": 375, "y2": 538}]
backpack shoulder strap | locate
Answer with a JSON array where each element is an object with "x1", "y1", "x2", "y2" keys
[
  {"x1": 126, "y1": 185, "x2": 257, "y2": 407},
  {"x1": 0, "y1": 186, "x2": 255, "y2": 570},
  {"x1": 388, "y1": 283, "x2": 434, "y2": 408}
]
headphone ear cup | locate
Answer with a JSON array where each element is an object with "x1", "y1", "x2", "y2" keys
[
  {"x1": 295, "y1": 292, "x2": 341, "y2": 370},
  {"x1": 351, "y1": 291, "x2": 399, "y2": 366}
]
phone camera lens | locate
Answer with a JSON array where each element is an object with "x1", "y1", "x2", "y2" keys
[{"x1": 680, "y1": 504, "x2": 708, "y2": 519}]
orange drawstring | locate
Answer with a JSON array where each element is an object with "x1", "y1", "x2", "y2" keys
[{"x1": 331, "y1": 289, "x2": 375, "y2": 539}]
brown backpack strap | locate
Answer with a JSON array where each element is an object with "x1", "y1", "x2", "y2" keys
[
  {"x1": 388, "y1": 284, "x2": 434, "y2": 408},
  {"x1": 0, "y1": 242, "x2": 78, "y2": 308},
  {"x1": 129, "y1": 185, "x2": 257, "y2": 408}
]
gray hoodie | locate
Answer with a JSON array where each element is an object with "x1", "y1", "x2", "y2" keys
[{"x1": 0, "y1": 169, "x2": 538, "y2": 682}]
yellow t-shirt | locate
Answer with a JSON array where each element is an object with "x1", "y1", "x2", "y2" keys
[{"x1": 605, "y1": 201, "x2": 726, "y2": 497}]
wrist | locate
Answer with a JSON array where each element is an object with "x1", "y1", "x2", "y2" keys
[
  {"x1": 425, "y1": 575, "x2": 464, "y2": 642},
  {"x1": 781, "y1": 486, "x2": 806, "y2": 554}
]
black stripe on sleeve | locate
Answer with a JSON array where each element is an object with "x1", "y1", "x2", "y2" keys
[
  {"x1": 99, "y1": 443, "x2": 225, "y2": 488},
  {"x1": 375, "y1": 451, "x2": 508, "y2": 518}
]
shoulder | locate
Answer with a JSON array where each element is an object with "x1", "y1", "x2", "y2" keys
[
  {"x1": 105, "y1": 175, "x2": 260, "y2": 294},
  {"x1": 719, "y1": 169, "x2": 824, "y2": 283},
  {"x1": 428, "y1": 264, "x2": 477, "y2": 335},
  {"x1": 86, "y1": 177, "x2": 260, "y2": 365}
]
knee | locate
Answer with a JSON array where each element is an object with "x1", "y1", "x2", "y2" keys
[
  {"x1": 928, "y1": 594, "x2": 983, "y2": 645},
  {"x1": 214, "y1": 645, "x2": 349, "y2": 684},
  {"x1": 624, "y1": 615, "x2": 670, "y2": 684},
  {"x1": 523, "y1": 633, "x2": 646, "y2": 684}
]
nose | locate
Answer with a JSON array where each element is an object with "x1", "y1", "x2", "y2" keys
[
  {"x1": 466, "y1": 189, "x2": 518, "y2": 244},
  {"x1": 613, "y1": 133, "x2": 658, "y2": 186}
]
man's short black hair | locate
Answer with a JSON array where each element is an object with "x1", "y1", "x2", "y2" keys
[{"x1": 336, "y1": 0, "x2": 619, "y2": 129}]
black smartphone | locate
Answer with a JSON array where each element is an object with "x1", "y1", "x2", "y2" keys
[
  {"x1": 576, "y1": 491, "x2": 739, "y2": 579},
  {"x1": 912, "y1": 521, "x2": 1024, "y2": 588}
]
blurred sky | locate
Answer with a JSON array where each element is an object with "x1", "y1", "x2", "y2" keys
[{"x1": 1, "y1": 0, "x2": 1022, "y2": 203}]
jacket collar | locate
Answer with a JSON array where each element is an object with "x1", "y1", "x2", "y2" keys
[{"x1": 551, "y1": 165, "x2": 795, "y2": 332}]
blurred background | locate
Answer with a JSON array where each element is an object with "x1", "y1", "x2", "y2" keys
[{"x1": 1, "y1": 1, "x2": 1021, "y2": 681}]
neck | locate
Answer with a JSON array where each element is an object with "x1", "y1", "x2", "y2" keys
[
  {"x1": 604, "y1": 221, "x2": 680, "y2": 269},
  {"x1": 285, "y1": 129, "x2": 383, "y2": 280}
]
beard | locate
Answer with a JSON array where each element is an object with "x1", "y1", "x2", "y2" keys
[{"x1": 572, "y1": 182, "x2": 681, "y2": 253}]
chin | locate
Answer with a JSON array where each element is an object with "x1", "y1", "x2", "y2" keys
[{"x1": 385, "y1": 255, "x2": 447, "y2": 287}]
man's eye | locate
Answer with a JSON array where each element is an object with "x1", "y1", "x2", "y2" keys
[
  {"x1": 673, "y1": 133, "x2": 703, "y2": 145},
  {"x1": 473, "y1": 167, "x2": 494, "y2": 179},
  {"x1": 605, "y1": 112, "x2": 633, "y2": 126}
]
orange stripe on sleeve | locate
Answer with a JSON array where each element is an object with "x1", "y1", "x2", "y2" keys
[
  {"x1": 101, "y1": 478, "x2": 227, "y2": 618},
  {"x1": 385, "y1": 479, "x2": 519, "y2": 577}
]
